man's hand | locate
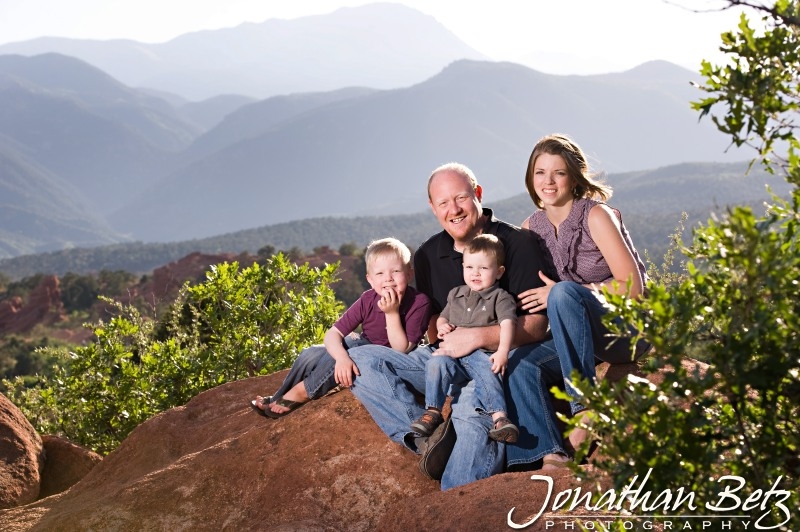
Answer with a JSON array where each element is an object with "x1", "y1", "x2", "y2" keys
[{"x1": 436, "y1": 325, "x2": 492, "y2": 358}]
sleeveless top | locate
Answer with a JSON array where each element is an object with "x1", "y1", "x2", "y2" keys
[{"x1": 525, "y1": 198, "x2": 648, "y2": 286}]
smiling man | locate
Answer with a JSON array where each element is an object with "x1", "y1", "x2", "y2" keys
[{"x1": 347, "y1": 162, "x2": 557, "y2": 490}]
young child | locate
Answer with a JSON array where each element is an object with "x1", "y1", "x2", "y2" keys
[
  {"x1": 410, "y1": 234, "x2": 519, "y2": 442},
  {"x1": 251, "y1": 237, "x2": 432, "y2": 418}
]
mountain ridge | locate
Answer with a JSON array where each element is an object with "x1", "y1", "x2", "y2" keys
[
  {"x1": 0, "y1": 3, "x2": 487, "y2": 101},
  {"x1": 0, "y1": 8, "x2": 772, "y2": 260},
  {"x1": 107, "y1": 58, "x2": 748, "y2": 243}
]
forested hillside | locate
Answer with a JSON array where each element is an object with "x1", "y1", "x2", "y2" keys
[{"x1": 0, "y1": 160, "x2": 788, "y2": 280}]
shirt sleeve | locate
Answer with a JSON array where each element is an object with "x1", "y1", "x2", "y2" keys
[
  {"x1": 333, "y1": 292, "x2": 368, "y2": 337},
  {"x1": 403, "y1": 292, "x2": 433, "y2": 345},
  {"x1": 439, "y1": 286, "x2": 459, "y2": 322},
  {"x1": 495, "y1": 289, "x2": 519, "y2": 324},
  {"x1": 502, "y1": 227, "x2": 546, "y2": 298}
]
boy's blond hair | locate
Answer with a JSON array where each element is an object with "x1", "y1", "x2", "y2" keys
[
  {"x1": 364, "y1": 237, "x2": 412, "y2": 272},
  {"x1": 464, "y1": 234, "x2": 505, "y2": 267}
]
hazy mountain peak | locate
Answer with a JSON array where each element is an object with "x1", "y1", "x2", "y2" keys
[{"x1": 0, "y1": 3, "x2": 487, "y2": 100}]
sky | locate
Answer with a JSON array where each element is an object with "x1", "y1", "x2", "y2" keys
[{"x1": 0, "y1": 0, "x2": 758, "y2": 75}]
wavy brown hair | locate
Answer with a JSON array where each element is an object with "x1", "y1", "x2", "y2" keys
[{"x1": 525, "y1": 133, "x2": 612, "y2": 209}]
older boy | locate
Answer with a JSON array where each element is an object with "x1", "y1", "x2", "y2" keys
[{"x1": 251, "y1": 237, "x2": 431, "y2": 417}]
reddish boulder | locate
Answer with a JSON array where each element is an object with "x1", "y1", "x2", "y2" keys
[
  {"x1": 0, "y1": 371, "x2": 438, "y2": 530},
  {"x1": 38, "y1": 436, "x2": 102, "y2": 499},
  {"x1": 0, "y1": 357, "x2": 706, "y2": 530},
  {"x1": 0, "y1": 394, "x2": 44, "y2": 509}
]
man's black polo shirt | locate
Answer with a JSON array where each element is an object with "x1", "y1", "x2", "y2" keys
[{"x1": 413, "y1": 208, "x2": 547, "y2": 316}]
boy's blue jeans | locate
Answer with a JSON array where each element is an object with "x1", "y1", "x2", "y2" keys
[
  {"x1": 424, "y1": 349, "x2": 507, "y2": 416},
  {"x1": 272, "y1": 334, "x2": 369, "y2": 401}
]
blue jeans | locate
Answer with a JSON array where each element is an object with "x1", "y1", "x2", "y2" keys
[
  {"x1": 504, "y1": 339, "x2": 567, "y2": 467},
  {"x1": 424, "y1": 349, "x2": 507, "y2": 415},
  {"x1": 348, "y1": 344, "x2": 503, "y2": 491},
  {"x1": 272, "y1": 334, "x2": 369, "y2": 400},
  {"x1": 547, "y1": 281, "x2": 650, "y2": 414}
]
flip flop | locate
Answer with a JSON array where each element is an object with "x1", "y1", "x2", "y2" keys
[{"x1": 249, "y1": 395, "x2": 306, "y2": 419}]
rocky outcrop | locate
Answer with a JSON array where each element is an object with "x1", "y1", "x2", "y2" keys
[
  {"x1": 0, "y1": 276, "x2": 63, "y2": 335},
  {"x1": 0, "y1": 371, "x2": 438, "y2": 531},
  {"x1": 0, "y1": 394, "x2": 44, "y2": 509},
  {"x1": 0, "y1": 359, "x2": 682, "y2": 530},
  {"x1": 147, "y1": 252, "x2": 242, "y2": 299},
  {"x1": 38, "y1": 436, "x2": 102, "y2": 499}
]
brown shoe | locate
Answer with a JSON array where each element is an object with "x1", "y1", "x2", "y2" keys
[
  {"x1": 418, "y1": 417, "x2": 457, "y2": 481},
  {"x1": 410, "y1": 409, "x2": 444, "y2": 436},
  {"x1": 488, "y1": 416, "x2": 519, "y2": 443}
]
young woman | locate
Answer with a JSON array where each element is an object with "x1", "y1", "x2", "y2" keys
[{"x1": 518, "y1": 133, "x2": 651, "y2": 468}]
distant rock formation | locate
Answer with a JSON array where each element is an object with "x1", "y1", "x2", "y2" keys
[
  {"x1": 123, "y1": 251, "x2": 244, "y2": 307},
  {"x1": 0, "y1": 276, "x2": 63, "y2": 335}
]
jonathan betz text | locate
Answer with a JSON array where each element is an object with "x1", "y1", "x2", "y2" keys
[{"x1": 507, "y1": 468, "x2": 793, "y2": 530}]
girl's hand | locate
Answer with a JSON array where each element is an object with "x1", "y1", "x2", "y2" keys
[{"x1": 518, "y1": 271, "x2": 556, "y2": 313}]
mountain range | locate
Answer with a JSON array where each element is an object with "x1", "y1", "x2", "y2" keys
[
  {"x1": 0, "y1": 2, "x2": 773, "y2": 267},
  {"x1": 0, "y1": 3, "x2": 487, "y2": 101}
]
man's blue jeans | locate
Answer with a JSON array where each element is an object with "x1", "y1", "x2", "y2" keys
[
  {"x1": 349, "y1": 340, "x2": 568, "y2": 487},
  {"x1": 503, "y1": 339, "x2": 567, "y2": 468},
  {"x1": 348, "y1": 344, "x2": 502, "y2": 490}
]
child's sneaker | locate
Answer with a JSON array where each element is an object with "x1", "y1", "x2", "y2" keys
[
  {"x1": 411, "y1": 409, "x2": 444, "y2": 436},
  {"x1": 488, "y1": 416, "x2": 519, "y2": 443}
]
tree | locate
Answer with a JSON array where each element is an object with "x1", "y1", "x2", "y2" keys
[
  {"x1": 565, "y1": 2, "x2": 800, "y2": 529},
  {"x1": 2, "y1": 254, "x2": 343, "y2": 454},
  {"x1": 59, "y1": 272, "x2": 99, "y2": 312},
  {"x1": 338, "y1": 242, "x2": 362, "y2": 256}
]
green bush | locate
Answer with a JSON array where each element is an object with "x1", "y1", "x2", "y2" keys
[
  {"x1": 2, "y1": 253, "x2": 343, "y2": 454},
  {"x1": 561, "y1": 2, "x2": 800, "y2": 529}
]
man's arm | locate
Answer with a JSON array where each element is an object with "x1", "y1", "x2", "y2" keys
[{"x1": 435, "y1": 312, "x2": 548, "y2": 357}]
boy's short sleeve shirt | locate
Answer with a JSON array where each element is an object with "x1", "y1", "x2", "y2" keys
[
  {"x1": 333, "y1": 286, "x2": 431, "y2": 347},
  {"x1": 440, "y1": 283, "x2": 518, "y2": 328}
]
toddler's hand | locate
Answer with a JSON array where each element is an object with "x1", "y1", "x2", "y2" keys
[{"x1": 437, "y1": 322, "x2": 455, "y2": 339}]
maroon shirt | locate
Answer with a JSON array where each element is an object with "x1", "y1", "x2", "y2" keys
[{"x1": 333, "y1": 287, "x2": 432, "y2": 347}]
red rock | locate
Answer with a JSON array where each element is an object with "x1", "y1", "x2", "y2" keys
[
  {"x1": 38, "y1": 436, "x2": 102, "y2": 499},
  {"x1": 0, "y1": 276, "x2": 63, "y2": 335},
  {"x1": 0, "y1": 355, "x2": 705, "y2": 529},
  {"x1": 0, "y1": 393, "x2": 44, "y2": 509}
]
